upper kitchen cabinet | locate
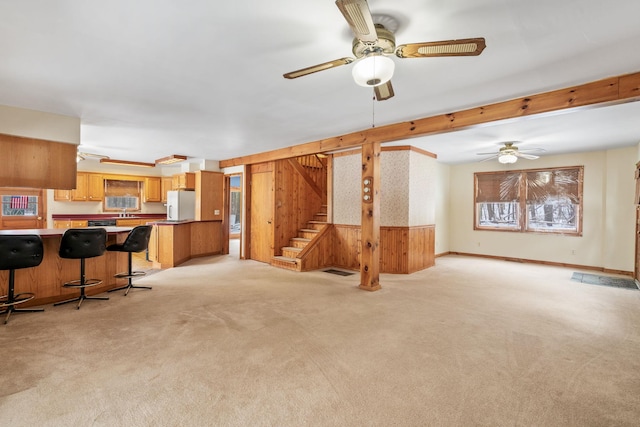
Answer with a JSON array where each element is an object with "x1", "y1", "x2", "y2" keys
[
  {"x1": 143, "y1": 177, "x2": 162, "y2": 203},
  {"x1": 161, "y1": 176, "x2": 173, "y2": 203},
  {"x1": 72, "y1": 172, "x2": 104, "y2": 201},
  {"x1": 172, "y1": 172, "x2": 195, "y2": 190},
  {"x1": 54, "y1": 172, "x2": 104, "y2": 201}
]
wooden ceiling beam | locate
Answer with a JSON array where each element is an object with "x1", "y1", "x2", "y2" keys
[{"x1": 219, "y1": 71, "x2": 640, "y2": 168}]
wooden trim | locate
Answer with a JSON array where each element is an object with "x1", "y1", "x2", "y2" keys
[
  {"x1": 219, "y1": 71, "x2": 640, "y2": 168},
  {"x1": 359, "y1": 142, "x2": 381, "y2": 291},
  {"x1": 326, "y1": 154, "x2": 333, "y2": 224},
  {"x1": 449, "y1": 251, "x2": 633, "y2": 277}
]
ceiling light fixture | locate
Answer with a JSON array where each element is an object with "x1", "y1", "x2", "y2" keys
[
  {"x1": 352, "y1": 53, "x2": 395, "y2": 87},
  {"x1": 100, "y1": 158, "x2": 156, "y2": 168},
  {"x1": 498, "y1": 153, "x2": 518, "y2": 164},
  {"x1": 155, "y1": 154, "x2": 187, "y2": 165}
]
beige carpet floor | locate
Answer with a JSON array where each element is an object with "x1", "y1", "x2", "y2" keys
[{"x1": 1, "y1": 245, "x2": 639, "y2": 426}]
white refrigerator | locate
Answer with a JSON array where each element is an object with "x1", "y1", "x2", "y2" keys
[{"x1": 166, "y1": 190, "x2": 196, "y2": 221}]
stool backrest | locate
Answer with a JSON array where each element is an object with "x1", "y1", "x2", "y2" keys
[
  {"x1": 0, "y1": 235, "x2": 44, "y2": 270},
  {"x1": 122, "y1": 225, "x2": 152, "y2": 253},
  {"x1": 59, "y1": 228, "x2": 107, "y2": 259}
]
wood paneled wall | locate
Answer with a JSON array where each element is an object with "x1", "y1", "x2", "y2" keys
[
  {"x1": 332, "y1": 224, "x2": 435, "y2": 274},
  {"x1": 0, "y1": 133, "x2": 77, "y2": 189}
]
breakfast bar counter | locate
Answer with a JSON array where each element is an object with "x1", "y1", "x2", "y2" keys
[{"x1": 0, "y1": 227, "x2": 133, "y2": 307}]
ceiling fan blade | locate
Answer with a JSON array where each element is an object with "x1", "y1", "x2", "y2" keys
[
  {"x1": 516, "y1": 153, "x2": 540, "y2": 160},
  {"x1": 374, "y1": 81, "x2": 394, "y2": 101},
  {"x1": 283, "y1": 57, "x2": 354, "y2": 79},
  {"x1": 396, "y1": 38, "x2": 486, "y2": 58},
  {"x1": 478, "y1": 155, "x2": 499, "y2": 163},
  {"x1": 335, "y1": 0, "x2": 378, "y2": 43}
]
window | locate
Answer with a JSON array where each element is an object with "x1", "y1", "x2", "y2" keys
[
  {"x1": 103, "y1": 180, "x2": 141, "y2": 212},
  {"x1": 474, "y1": 166, "x2": 583, "y2": 235},
  {"x1": 2, "y1": 195, "x2": 38, "y2": 216}
]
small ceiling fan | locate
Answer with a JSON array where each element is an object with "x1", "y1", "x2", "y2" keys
[
  {"x1": 283, "y1": 0, "x2": 486, "y2": 101},
  {"x1": 477, "y1": 142, "x2": 545, "y2": 164},
  {"x1": 76, "y1": 148, "x2": 109, "y2": 163}
]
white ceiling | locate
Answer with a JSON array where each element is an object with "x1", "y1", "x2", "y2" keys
[{"x1": 1, "y1": 0, "x2": 640, "y2": 165}]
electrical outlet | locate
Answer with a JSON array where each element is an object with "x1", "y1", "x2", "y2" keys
[{"x1": 571, "y1": 249, "x2": 576, "y2": 255}]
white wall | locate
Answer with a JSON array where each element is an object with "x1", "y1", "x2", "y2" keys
[
  {"x1": 0, "y1": 104, "x2": 80, "y2": 143},
  {"x1": 434, "y1": 162, "x2": 451, "y2": 255},
  {"x1": 448, "y1": 146, "x2": 637, "y2": 272}
]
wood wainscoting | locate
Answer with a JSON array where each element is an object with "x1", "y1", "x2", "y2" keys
[{"x1": 333, "y1": 224, "x2": 435, "y2": 274}]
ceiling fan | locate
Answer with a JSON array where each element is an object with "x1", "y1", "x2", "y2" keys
[
  {"x1": 477, "y1": 142, "x2": 545, "y2": 164},
  {"x1": 283, "y1": 0, "x2": 486, "y2": 101},
  {"x1": 76, "y1": 149, "x2": 109, "y2": 163}
]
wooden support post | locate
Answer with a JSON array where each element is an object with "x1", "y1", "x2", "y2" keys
[{"x1": 359, "y1": 141, "x2": 381, "y2": 291}]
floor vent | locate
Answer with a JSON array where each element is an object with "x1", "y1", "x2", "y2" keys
[
  {"x1": 571, "y1": 272, "x2": 638, "y2": 290},
  {"x1": 324, "y1": 269, "x2": 355, "y2": 276}
]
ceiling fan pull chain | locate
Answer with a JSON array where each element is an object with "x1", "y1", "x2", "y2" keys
[{"x1": 372, "y1": 93, "x2": 376, "y2": 128}]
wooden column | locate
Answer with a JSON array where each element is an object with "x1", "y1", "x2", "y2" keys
[{"x1": 359, "y1": 141, "x2": 381, "y2": 291}]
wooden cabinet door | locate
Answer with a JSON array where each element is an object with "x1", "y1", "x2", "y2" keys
[
  {"x1": 53, "y1": 189, "x2": 71, "y2": 201},
  {"x1": 161, "y1": 177, "x2": 173, "y2": 203},
  {"x1": 87, "y1": 174, "x2": 104, "y2": 201},
  {"x1": 144, "y1": 177, "x2": 162, "y2": 202},
  {"x1": 71, "y1": 172, "x2": 88, "y2": 201}
]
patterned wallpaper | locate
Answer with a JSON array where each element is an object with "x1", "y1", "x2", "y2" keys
[
  {"x1": 409, "y1": 151, "x2": 437, "y2": 225},
  {"x1": 332, "y1": 148, "x2": 436, "y2": 226}
]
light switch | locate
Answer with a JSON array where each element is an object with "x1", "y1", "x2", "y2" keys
[{"x1": 214, "y1": 209, "x2": 220, "y2": 215}]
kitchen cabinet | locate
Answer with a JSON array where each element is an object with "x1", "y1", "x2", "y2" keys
[
  {"x1": 172, "y1": 173, "x2": 195, "y2": 190},
  {"x1": 53, "y1": 220, "x2": 88, "y2": 229},
  {"x1": 195, "y1": 171, "x2": 224, "y2": 221},
  {"x1": 54, "y1": 173, "x2": 103, "y2": 201},
  {"x1": 143, "y1": 177, "x2": 162, "y2": 203},
  {"x1": 161, "y1": 176, "x2": 173, "y2": 203},
  {"x1": 53, "y1": 189, "x2": 71, "y2": 201},
  {"x1": 116, "y1": 218, "x2": 145, "y2": 227}
]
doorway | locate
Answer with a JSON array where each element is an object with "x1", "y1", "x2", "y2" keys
[
  {"x1": 229, "y1": 174, "x2": 242, "y2": 239},
  {"x1": 0, "y1": 188, "x2": 46, "y2": 229}
]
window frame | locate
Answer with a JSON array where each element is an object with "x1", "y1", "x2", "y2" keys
[{"x1": 474, "y1": 166, "x2": 583, "y2": 236}]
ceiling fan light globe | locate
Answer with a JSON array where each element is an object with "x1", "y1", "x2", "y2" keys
[
  {"x1": 498, "y1": 153, "x2": 518, "y2": 164},
  {"x1": 352, "y1": 54, "x2": 395, "y2": 87}
]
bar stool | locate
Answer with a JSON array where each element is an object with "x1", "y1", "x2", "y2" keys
[
  {"x1": 0, "y1": 234, "x2": 45, "y2": 324},
  {"x1": 107, "y1": 225, "x2": 152, "y2": 296},
  {"x1": 54, "y1": 228, "x2": 108, "y2": 309}
]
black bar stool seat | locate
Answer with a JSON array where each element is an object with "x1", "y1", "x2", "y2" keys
[
  {"x1": 0, "y1": 234, "x2": 45, "y2": 324},
  {"x1": 54, "y1": 228, "x2": 108, "y2": 310},
  {"x1": 107, "y1": 225, "x2": 152, "y2": 296}
]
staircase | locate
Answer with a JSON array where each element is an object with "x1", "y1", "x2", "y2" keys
[{"x1": 272, "y1": 207, "x2": 328, "y2": 271}]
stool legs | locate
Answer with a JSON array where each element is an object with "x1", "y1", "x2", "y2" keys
[
  {"x1": 1, "y1": 270, "x2": 44, "y2": 324},
  {"x1": 108, "y1": 252, "x2": 151, "y2": 296},
  {"x1": 54, "y1": 259, "x2": 108, "y2": 310}
]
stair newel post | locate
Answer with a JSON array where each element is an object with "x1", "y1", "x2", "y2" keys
[{"x1": 359, "y1": 141, "x2": 381, "y2": 291}]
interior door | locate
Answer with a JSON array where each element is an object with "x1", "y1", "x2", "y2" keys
[
  {"x1": 0, "y1": 188, "x2": 46, "y2": 229},
  {"x1": 250, "y1": 169, "x2": 274, "y2": 263}
]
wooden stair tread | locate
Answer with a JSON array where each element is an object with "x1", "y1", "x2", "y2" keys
[
  {"x1": 290, "y1": 237, "x2": 311, "y2": 242},
  {"x1": 308, "y1": 221, "x2": 328, "y2": 224},
  {"x1": 282, "y1": 246, "x2": 302, "y2": 252},
  {"x1": 299, "y1": 228, "x2": 319, "y2": 233},
  {"x1": 273, "y1": 256, "x2": 298, "y2": 263}
]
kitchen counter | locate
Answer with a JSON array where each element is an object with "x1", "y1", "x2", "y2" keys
[
  {"x1": 0, "y1": 227, "x2": 133, "y2": 307},
  {"x1": 148, "y1": 220, "x2": 227, "y2": 268}
]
